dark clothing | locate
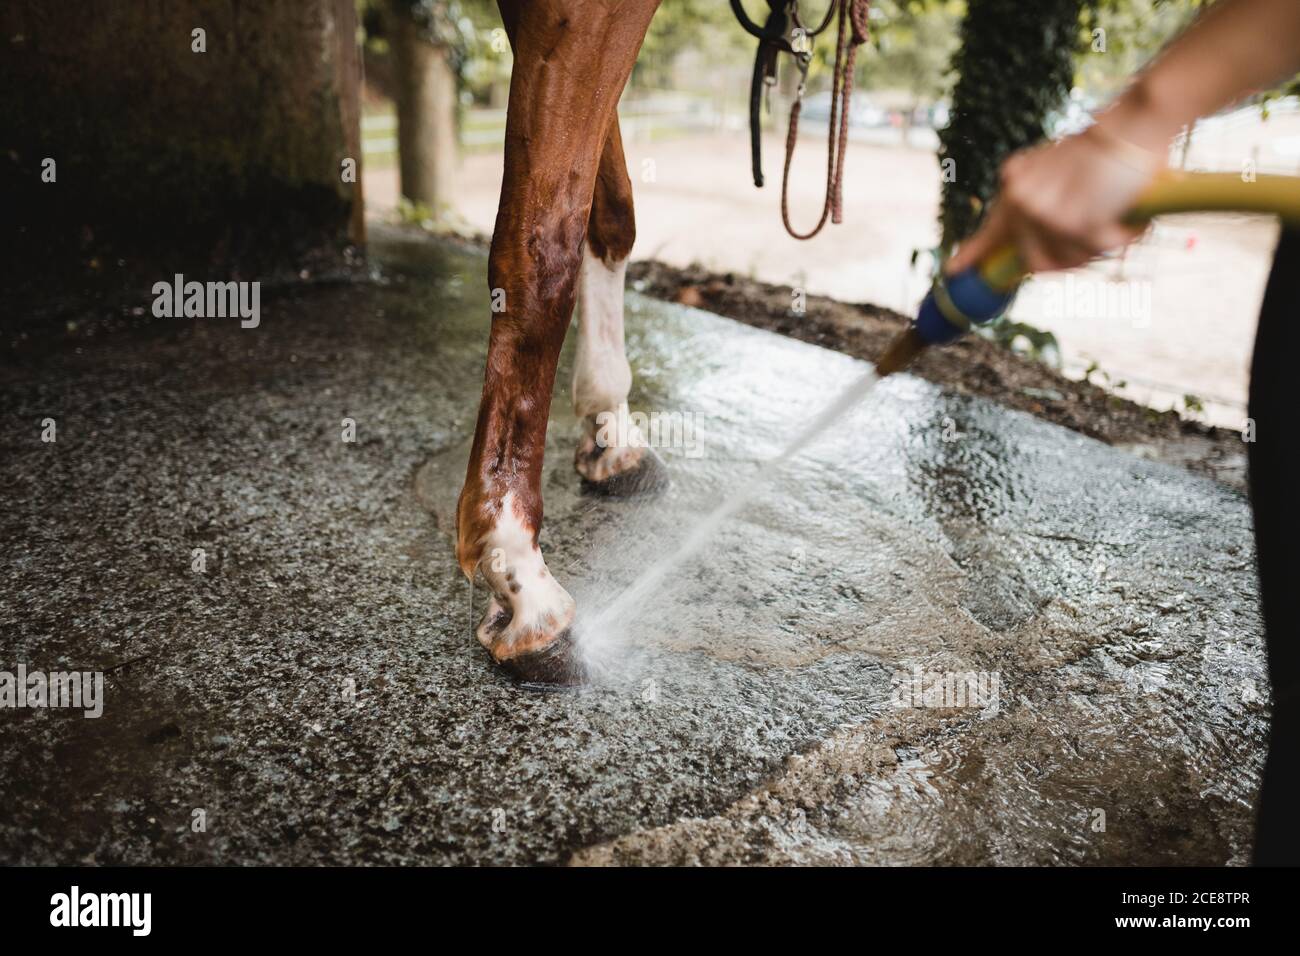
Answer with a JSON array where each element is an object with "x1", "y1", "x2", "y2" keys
[{"x1": 1250, "y1": 228, "x2": 1298, "y2": 866}]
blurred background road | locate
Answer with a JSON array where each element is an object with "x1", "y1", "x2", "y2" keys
[{"x1": 361, "y1": 0, "x2": 1300, "y2": 428}]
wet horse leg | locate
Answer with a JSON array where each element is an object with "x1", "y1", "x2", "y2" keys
[
  {"x1": 572, "y1": 121, "x2": 667, "y2": 494},
  {"x1": 456, "y1": 0, "x2": 660, "y2": 682}
]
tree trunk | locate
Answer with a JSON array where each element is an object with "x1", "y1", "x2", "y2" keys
[
  {"x1": 332, "y1": 0, "x2": 365, "y2": 245},
  {"x1": 0, "y1": 0, "x2": 364, "y2": 284},
  {"x1": 937, "y1": 0, "x2": 1083, "y2": 251},
  {"x1": 391, "y1": 13, "x2": 457, "y2": 213}
]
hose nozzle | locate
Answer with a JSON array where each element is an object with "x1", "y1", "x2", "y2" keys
[{"x1": 876, "y1": 170, "x2": 1300, "y2": 377}]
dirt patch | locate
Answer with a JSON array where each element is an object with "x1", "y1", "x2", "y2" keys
[{"x1": 627, "y1": 259, "x2": 1248, "y2": 490}]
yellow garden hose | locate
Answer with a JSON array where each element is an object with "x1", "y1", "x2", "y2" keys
[{"x1": 876, "y1": 170, "x2": 1300, "y2": 374}]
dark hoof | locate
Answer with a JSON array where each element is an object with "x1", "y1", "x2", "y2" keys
[
  {"x1": 497, "y1": 630, "x2": 588, "y2": 688},
  {"x1": 580, "y1": 447, "x2": 670, "y2": 498}
]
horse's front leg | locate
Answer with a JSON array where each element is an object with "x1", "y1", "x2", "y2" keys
[
  {"x1": 457, "y1": 0, "x2": 660, "y2": 684},
  {"x1": 572, "y1": 120, "x2": 668, "y2": 495}
]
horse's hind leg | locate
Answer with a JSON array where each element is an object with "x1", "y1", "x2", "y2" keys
[
  {"x1": 572, "y1": 122, "x2": 667, "y2": 495},
  {"x1": 456, "y1": 0, "x2": 660, "y2": 683}
]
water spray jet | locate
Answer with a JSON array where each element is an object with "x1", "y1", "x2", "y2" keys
[{"x1": 568, "y1": 170, "x2": 1300, "y2": 681}]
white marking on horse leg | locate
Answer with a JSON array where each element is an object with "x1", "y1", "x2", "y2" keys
[
  {"x1": 573, "y1": 247, "x2": 647, "y2": 482},
  {"x1": 573, "y1": 246, "x2": 632, "y2": 419},
  {"x1": 475, "y1": 491, "x2": 575, "y2": 658}
]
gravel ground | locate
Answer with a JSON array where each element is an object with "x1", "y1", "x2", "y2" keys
[{"x1": 0, "y1": 226, "x2": 1267, "y2": 865}]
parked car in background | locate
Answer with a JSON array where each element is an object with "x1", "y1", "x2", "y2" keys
[{"x1": 800, "y1": 90, "x2": 889, "y2": 128}]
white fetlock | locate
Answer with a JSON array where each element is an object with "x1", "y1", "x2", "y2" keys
[
  {"x1": 576, "y1": 406, "x2": 648, "y2": 483},
  {"x1": 474, "y1": 492, "x2": 575, "y2": 660}
]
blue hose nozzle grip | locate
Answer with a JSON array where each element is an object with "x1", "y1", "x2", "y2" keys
[{"x1": 914, "y1": 265, "x2": 1020, "y2": 346}]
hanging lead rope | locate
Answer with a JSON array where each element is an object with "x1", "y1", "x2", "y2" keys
[
  {"x1": 732, "y1": 0, "x2": 838, "y2": 190},
  {"x1": 780, "y1": 0, "x2": 871, "y2": 240}
]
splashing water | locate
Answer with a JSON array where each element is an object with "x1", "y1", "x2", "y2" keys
[{"x1": 576, "y1": 367, "x2": 881, "y2": 667}]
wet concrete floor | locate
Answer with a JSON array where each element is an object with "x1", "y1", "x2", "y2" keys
[{"x1": 0, "y1": 226, "x2": 1267, "y2": 864}]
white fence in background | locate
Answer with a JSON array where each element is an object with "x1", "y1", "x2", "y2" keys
[{"x1": 363, "y1": 91, "x2": 738, "y2": 157}]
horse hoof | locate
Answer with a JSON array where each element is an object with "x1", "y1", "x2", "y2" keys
[
  {"x1": 580, "y1": 446, "x2": 670, "y2": 497},
  {"x1": 496, "y1": 630, "x2": 588, "y2": 687}
]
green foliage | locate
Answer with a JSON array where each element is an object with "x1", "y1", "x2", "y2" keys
[
  {"x1": 936, "y1": 0, "x2": 1211, "y2": 250},
  {"x1": 384, "y1": 1, "x2": 470, "y2": 51},
  {"x1": 1076, "y1": 0, "x2": 1200, "y2": 101},
  {"x1": 938, "y1": 0, "x2": 1084, "y2": 250},
  {"x1": 977, "y1": 317, "x2": 1061, "y2": 367},
  {"x1": 637, "y1": 0, "x2": 749, "y2": 86},
  {"x1": 366, "y1": 1, "x2": 499, "y2": 77},
  {"x1": 362, "y1": 0, "x2": 511, "y2": 107},
  {"x1": 861, "y1": 0, "x2": 964, "y2": 105}
]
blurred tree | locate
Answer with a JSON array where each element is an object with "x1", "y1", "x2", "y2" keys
[
  {"x1": 457, "y1": 2, "x2": 514, "y2": 107},
  {"x1": 1076, "y1": 0, "x2": 1200, "y2": 100},
  {"x1": 937, "y1": 0, "x2": 1085, "y2": 250},
  {"x1": 637, "y1": 0, "x2": 750, "y2": 88},
  {"x1": 938, "y1": 0, "x2": 1209, "y2": 251},
  {"x1": 381, "y1": 0, "x2": 474, "y2": 213},
  {"x1": 861, "y1": 0, "x2": 964, "y2": 141}
]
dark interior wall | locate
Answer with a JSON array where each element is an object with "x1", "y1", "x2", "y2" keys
[{"x1": 0, "y1": 0, "x2": 363, "y2": 289}]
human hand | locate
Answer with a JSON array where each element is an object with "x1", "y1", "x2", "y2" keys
[{"x1": 945, "y1": 121, "x2": 1165, "y2": 277}]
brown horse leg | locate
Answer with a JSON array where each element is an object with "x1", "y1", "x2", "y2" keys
[
  {"x1": 571, "y1": 121, "x2": 667, "y2": 494},
  {"x1": 456, "y1": 0, "x2": 660, "y2": 682}
]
